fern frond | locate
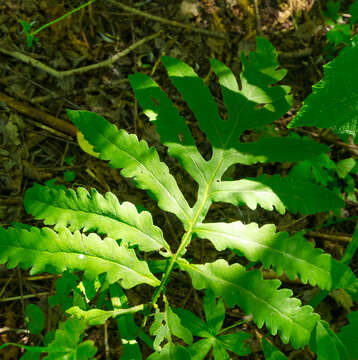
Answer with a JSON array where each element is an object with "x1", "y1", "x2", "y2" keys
[
  {"x1": 338, "y1": 311, "x2": 358, "y2": 359},
  {"x1": 310, "y1": 320, "x2": 349, "y2": 360},
  {"x1": 0, "y1": 226, "x2": 159, "y2": 288},
  {"x1": 178, "y1": 258, "x2": 319, "y2": 349},
  {"x1": 192, "y1": 221, "x2": 356, "y2": 290},
  {"x1": 24, "y1": 184, "x2": 170, "y2": 253},
  {"x1": 66, "y1": 110, "x2": 193, "y2": 229},
  {"x1": 210, "y1": 174, "x2": 344, "y2": 214}
]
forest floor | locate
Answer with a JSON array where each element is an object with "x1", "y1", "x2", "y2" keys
[{"x1": 0, "y1": 0, "x2": 357, "y2": 359}]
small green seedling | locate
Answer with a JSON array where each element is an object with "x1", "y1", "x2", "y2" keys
[{"x1": 20, "y1": 0, "x2": 96, "y2": 48}]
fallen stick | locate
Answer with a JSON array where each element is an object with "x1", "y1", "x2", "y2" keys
[
  {"x1": 107, "y1": 0, "x2": 227, "y2": 39},
  {"x1": 0, "y1": 92, "x2": 77, "y2": 136},
  {"x1": 0, "y1": 31, "x2": 161, "y2": 78}
]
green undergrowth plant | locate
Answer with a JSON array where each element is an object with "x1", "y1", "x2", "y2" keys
[
  {"x1": 20, "y1": 0, "x2": 96, "y2": 47},
  {"x1": 289, "y1": 152, "x2": 358, "y2": 207},
  {"x1": 1, "y1": 37, "x2": 358, "y2": 359},
  {"x1": 323, "y1": 0, "x2": 358, "y2": 59}
]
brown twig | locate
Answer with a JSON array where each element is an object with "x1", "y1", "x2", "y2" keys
[
  {"x1": 253, "y1": 0, "x2": 262, "y2": 36},
  {"x1": 107, "y1": 0, "x2": 227, "y2": 39},
  {"x1": 306, "y1": 231, "x2": 352, "y2": 243},
  {"x1": 291, "y1": 127, "x2": 358, "y2": 156},
  {"x1": 0, "y1": 291, "x2": 53, "y2": 302},
  {"x1": 0, "y1": 92, "x2": 77, "y2": 136},
  {"x1": 0, "y1": 32, "x2": 162, "y2": 78},
  {"x1": 278, "y1": 47, "x2": 313, "y2": 59},
  {"x1": 0, "y1": 274, "x2": 60, "y2": 283}
]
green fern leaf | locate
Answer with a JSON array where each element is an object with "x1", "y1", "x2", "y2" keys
[
  {"x1": 262, "y1": 338, "x2": 288, "y2": 360},
  {"x1": 210, "y1": 174, "x2": 344, "y2": 214},
  {"x1": 174, "y1": 290, "x2": 251, "y2": 360},
  {"x1": 338, "y1": 311, "x2": 358, "y2": 359},
  {"x1": 288, "y1": 34, "x2": 358, "y2": 142},
  {"x1": 192, "y1": 221, "x2": 355, "y2": 290},
  {"x1": 43, "y1": 318, "x2": 96, "y2": 360},
  {"x1": 24, "y1": 184, "x2": 170, "y2": 253},
  {"x1": 178, "y1": 258, "x2": 319, "y2": 349},
  {"x1": 310, "y1": 320, "x2": 349, "y2": 360},
  {"x1": 0, "y1": 226, "x2": 159, "y2": 288},
  {"x1": 66, "y1": 110, "x2": 193, "y2": 229}
]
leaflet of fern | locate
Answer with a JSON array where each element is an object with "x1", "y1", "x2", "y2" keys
[
  {"x1": 66, "y1": 109, "x2": 193, "y2": 229},
  {"x1": 210, "y1": 174, "x2": 344, "y2": 214},
  {"x1": 0, "y1": 226, "x2": 159, "y2": 288},
  {"x1": 310, "y1": 320, "x2": 349, "y2": 360},
  {"x1": 178, "y1": 258, "x2": 319, "y2": 349},
  {"x1": 24, "y1": 184, "x2": 170, "y2": 253},
  {"x1": 192, "y1": 221, "x2": 356, "y2": 290},
  {"x1": 338, "y1": 310, "x2": 358, "y2": 359}
]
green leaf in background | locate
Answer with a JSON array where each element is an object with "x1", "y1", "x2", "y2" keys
[
  {"x1": 337, "y1": 310, "x2": 358, "y2": 359},
  {"x1": 324, "y1": 0, "x2": 340, "y2": 21},
  {"x1": 349, "y1": 1, "x2": 358, "y2": 24},
  {"x1": 48, "y1": 271, "x2": 79, "y2": 311},
  {"x1": 16, "y1": 318, "x2": 96, "y2": 360},
  {"x1": 289, "y1": 153, "x2": 336, "y2": 186},
  {"x1": 174, "y1": 289, "x2": 251, "y2": 360},
  {"x1": 326, "y1": 24, "x2": 351, "y2": 46},
  {"x1": 64, "y1": 156, "x2": 75, "y2": 165},
  {"x1": 64, "y1": 170, "x2": 76, "y2": 182},
  {"x1": 148, "y1": 297, "x2": 192, "y2": 359},
  {"x1": 25, "y1": 304, "x2": 45, "y2": 335},
  {"x1": 288, "y1": 34, "x2": 358, "y2": 142},
  {"x1": 43, "y1": 318, "x2": 96, "y2": 360},
  {"x1": 309, "y1": 320, "x2": 349, "y2": 360},
  {"x1": 335, "y1": 158, "x2": 356, "y2": 179},
  {"x1": 262, "y1": 338, "x2": 288, "y2": 360},
  {"x1": 179, "y1": 259, "x2": 320, "y2": 349},
  {"x1": 110, "y1": 283, "x2": 149, "y2": 359}
]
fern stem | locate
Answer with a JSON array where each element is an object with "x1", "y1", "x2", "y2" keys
[{"x1": 137, "y1": 149, "x2": 227, "y2": 340}]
